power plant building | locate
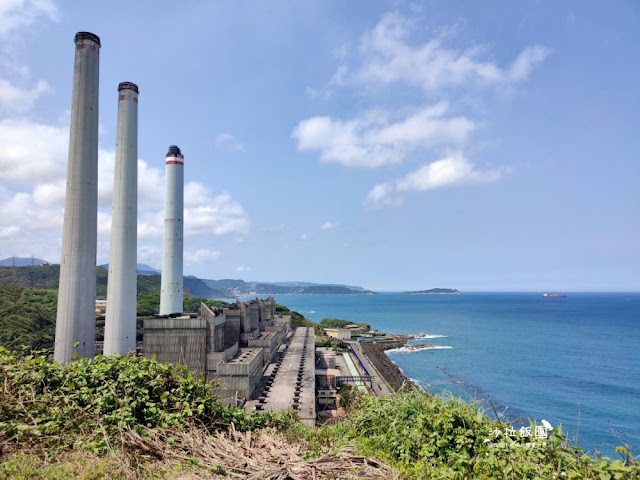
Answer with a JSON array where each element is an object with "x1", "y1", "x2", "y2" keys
[
  {"x1": 143, "y1": 296, "x2": 317, "y2": 424},
  {"x1": 49, "y1": 31, "x2": 318, "y2": 425},
  {"x1": 54, "y1": 32, "x2": 101, "y2": 364},
  {"x1": 104, "y1": 82, "x2": 139, "y2": 356}
]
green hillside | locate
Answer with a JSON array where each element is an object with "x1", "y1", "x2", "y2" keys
[
  {"x1": 0, "y1": 265, "x2": 228, "y2": 299},
  {"x1": 0, "y1": 285, "x2": 57, "y2": 351},
  {"x1": 0, "y1": 283, "x2": 228, "y2": 352},
  {"x1": 0, "y1": 264, "x2": 60, "y2": 289}
]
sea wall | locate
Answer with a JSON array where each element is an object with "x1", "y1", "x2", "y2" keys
[{"x1": 359, "y1": 337, "x2": 415, "y2": 392}]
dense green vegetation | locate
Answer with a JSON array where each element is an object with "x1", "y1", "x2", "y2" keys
[
  {"x1": 136, "y1": 292, "x2": 227, "y2": 318},
  {"x1": 319, "y1": 317, "x2": 370, "y2": 331},
  {"x1": 0, "y1": 286, "x2": 227, "y2": 351},
  {"x1": 0, "y1": 265, "x2": 228, "y2": 300},
  {"x1": 0, "y1": 285, "x2": 57, "y2": 351},
  {"x1": 96, "y1": 267, "x2": 108, "y2": 298},
  {"x1": 297, "y1": 390, "x2": 639, "y2": 479},
  {"x1": 184, "y1": 297, "x2": 228, "y2": 312},
  {"x1": 276, "y1": 304, "x2": 319, "y2": 331},
  {"x1": 0, "y1": 264, "x2": 61, "y2": 289},
  {"x1": 0, "y1": 348, "x2": 290, "y2": 454},
  {"x1": 1, "y1": 350, "x2": 637, "y2": 479}
]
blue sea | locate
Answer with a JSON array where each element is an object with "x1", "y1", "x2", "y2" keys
[{"x1": 268, "y1": 292, "x2": 640, "y2": 456}]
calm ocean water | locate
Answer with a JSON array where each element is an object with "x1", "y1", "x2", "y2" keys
[{"x1": 268, "y1": 292, "x2": 640, "y2": 456}]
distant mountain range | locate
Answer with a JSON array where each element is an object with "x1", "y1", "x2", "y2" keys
[
  {"x1": 0, "y1": 256, "x2": 50, "y2": 267},
  {"x1": 269, "y1": 281, "x2": 366, "y2": 292},
  {"x1": 0, "y1": 259, "x2": 374, "y2": 298},
  {"x1": 200, "y1": 278, "x2": 374, "y2": 296},
  {"x1": 2, "y1": 258, "x2": 160, "y2": 275}
]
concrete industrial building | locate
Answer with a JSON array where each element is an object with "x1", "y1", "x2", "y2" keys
[
  {"x1": 104, "y1": 82, "x2": 139, "y2": 356},
  {"x1": 54, "y1": 32, "x2": 101, "y2": 364},
  {"x1": 324, "y1": 328, "x2": 352, "y2": 341},
  {"x1": 252, "y1": 327, "x2": 316, "y2": 426},
  {"x1": 159, "y1": 145, "x2": 184, "y2": 315},
  {"x1": 143, "y1": 297, "x2": 313, "y2": 416}
]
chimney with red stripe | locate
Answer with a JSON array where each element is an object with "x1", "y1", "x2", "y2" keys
[
  {"x1": 55, "y1": 32, "x2": 101, "y2": 364},
  {"x1": 104, "y1": 82, "x2": 139, "y2": 355},
  {"x1": 160, "y1": 145, "x2": 184, "y2": 315}
]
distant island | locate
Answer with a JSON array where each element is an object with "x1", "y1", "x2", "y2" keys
[{"x1": 403, "y1": 288, "x2": 460, "y2": 295}]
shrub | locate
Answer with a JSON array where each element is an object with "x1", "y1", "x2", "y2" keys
[
  {"x1": 0, "y1": 348, "x2": 289, "y2": 452},
  {"x1": 304, "y1": 390, "x2": 640, "y2": 479}
]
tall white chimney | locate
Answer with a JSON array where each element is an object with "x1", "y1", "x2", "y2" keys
[
  {"x1": 54, "y1": 32, "x2": 101, "y2": 364},
  {"x1": 159, "y1": 145, "x2": 184, "y2": 315},
  {"x1": 104, "y1": 82, "x2": 139, "y2": 355}
]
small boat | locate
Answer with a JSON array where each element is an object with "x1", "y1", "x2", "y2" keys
[{"x1": 543, "y1": 293, "x2": 566, "y2": 298}]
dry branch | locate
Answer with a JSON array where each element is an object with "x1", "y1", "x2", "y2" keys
[{"x1": 120, "y1": 425, "x2": 401, "y2": 480}]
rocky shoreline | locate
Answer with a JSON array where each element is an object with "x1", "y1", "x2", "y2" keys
[{"x1": 359, "y1": 336, "x2": 419, "y2": 392}]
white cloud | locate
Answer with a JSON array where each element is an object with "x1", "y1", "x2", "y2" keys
[
  {"x1": 0, "y1": 187, "x2": 63, "y2": 231},
  {"x1": 0, "y1": 2, "x2": 57, "y2": 120},
  {"x1": 299, "y1": 233, "x2": 312, "y2": 241},
  {"x1": 0, "y1": 119, "x2": 68, "y2": 183},
  {"x1": 137, "y1": 216, "x2": 163, "y2": 240},
  {"x1": 235, "y1": 266, "x2": 251, "y2": 272},
  {"x1": 0, "y1": 78, "x2": 50, "y2": 113},
  {"x1": 137, "y1": 159, "x2": 165, "y2": 207},
  {"x1": 292, "y1": 102, "x2": 475, "y2": 168},
  {"x1": 297, "y1": 12, "x2": 539, "y2": 208},
  {"x1": 31, "y1": 179, "x2": 64, "y2": 207},
  {"x1": 184, "y1": 192, "x2": 250, "y2": 236},
  {"x1": 396, "y1": 152, "x2": 509, "y2": 191},
  {"x1": 338, "y1": 12, "x2": 549, "y2": 93},
  {"x1": 507, "y1": 46, "x2": 550, "y2": 82},
  {"x1": 365, "y1": 152, "x2": 510, "y2": 208},
  {"x1": 97, "y1": 211, "x2": 111, "y2": 236},
  {"x1": 137, "y1": 246, "x2": 161, "y2": 267},
  {"x1": 0, "y1": 225, "x2": 19, "y2": 238},
  {"x1": 0, "y1": 185, "x2": 62, "y2": 259},
  {"x1": 97, "y1": 148, "x2": 116, "y2": 207},
  {"x1": 321, "y1": 221, "x2": 338, "y2": 230},
  {"x1": 0, "y1": 119, "x2": 250, "y2": 264},
  {"x1": 305, "y1": 86, "x2": 331, "y2": 100},
  {"x1": 0, "y1": 0, "x2": 58, "y2": 39},
  {"x1": 364, "y1": 182, "x2": 401, "y2": 209},
  {"x1": 215, "y1": 133, "x2": 246, "y2": 152},
  {"x1": 184, "y1": 249, "x2": 221, "y2": 263}
]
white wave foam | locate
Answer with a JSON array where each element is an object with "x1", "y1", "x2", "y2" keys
[
  {"x1": 408, "y1": 378, "x2": 430, "y2": 392},
  {"x1": 414, "y1": 333, "x2": 447, "y2": 339},
  {"x1": 308, "y1": 310, "x2": 316, "y2": 314},
  {"x1": 386, "y1": 345, "x2": 454, "y2": 354}
]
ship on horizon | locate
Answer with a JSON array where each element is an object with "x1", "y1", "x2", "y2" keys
[{"x1": 543, "y1": 293, "x2": 566, "y2": 298}]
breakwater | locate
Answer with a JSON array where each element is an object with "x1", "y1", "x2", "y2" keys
[{"x1": 359, "y1": 337, "x2": 415, "y2": 391}]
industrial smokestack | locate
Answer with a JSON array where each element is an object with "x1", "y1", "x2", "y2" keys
[
  {"x1": 104, "y1": 82, "x2": 139, "y2": 356},
  {"x1": 159, "y1": 145, "x2": 184, "y2": 315},
  {"x1": 54, "y1": 32, "x2": 101, "y2": 364}
]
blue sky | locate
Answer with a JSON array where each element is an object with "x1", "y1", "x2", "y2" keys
[{"x1": 0, "y1": 0, "x2": 638, "y2": 291}]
